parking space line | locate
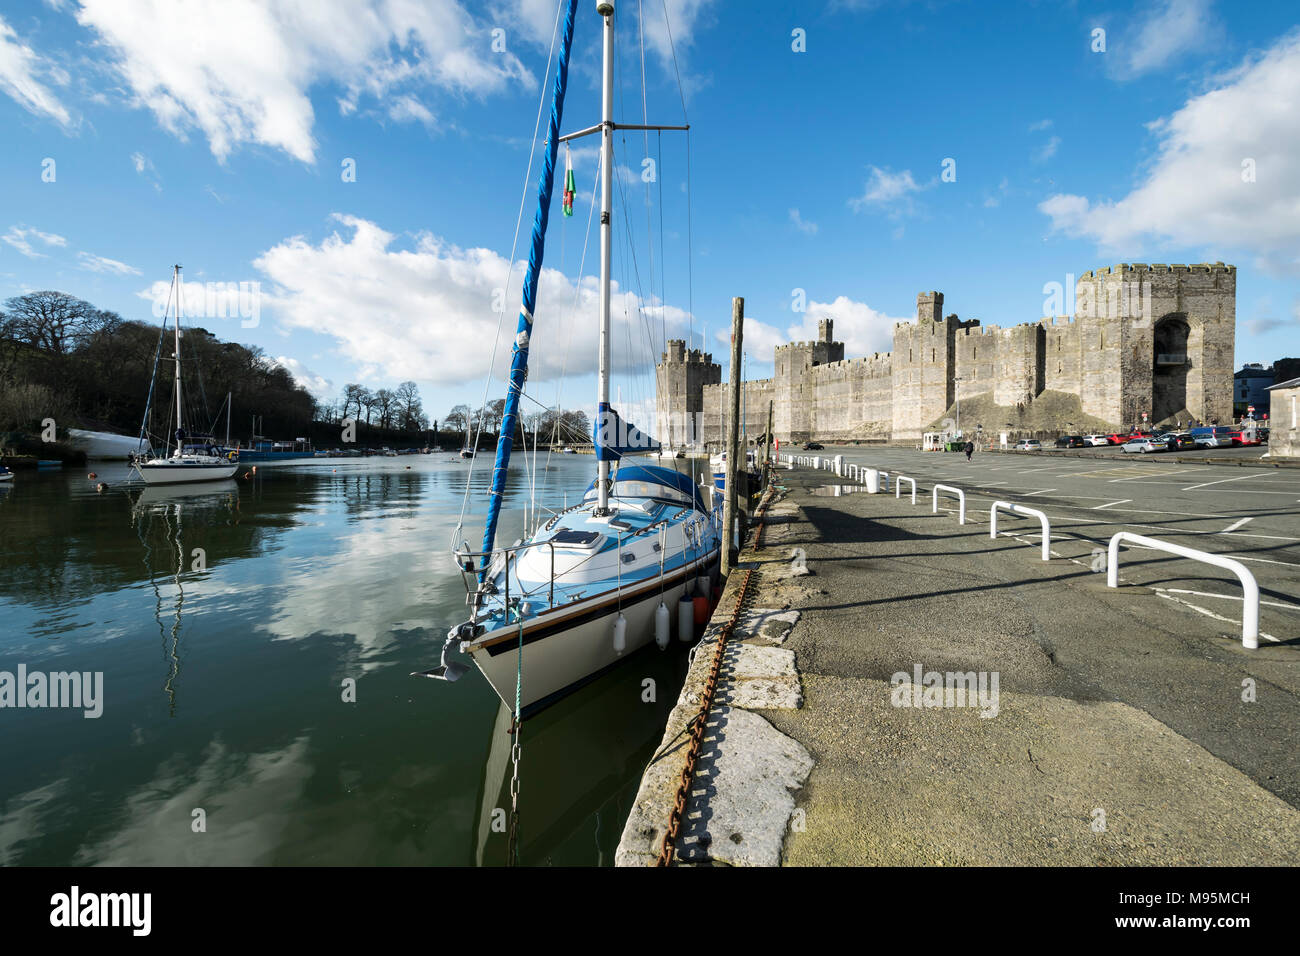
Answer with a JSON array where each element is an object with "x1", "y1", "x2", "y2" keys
[
  {"x1": 1223, "y1": 517, "x2": 1252, "y2": 533},
  {"x1": 1221, "y1": 531, "x2": 1300, "y2": 542},
  {"x1": 1091, "y1": 499, "x2": 1132, "y2": 510},
  {"x1": 1158, "y1": 588, "x2": 1300, "y2": 613},
  {"x1": 1152, "y1": 592, "x2": 1281, "y2": 644},
  {"x1": 1183, "y1": 473, "x2": 1273, "y2": 491},
  {"x1": 1021, "y1": 489, "x2": 1056, "y2": 496}
]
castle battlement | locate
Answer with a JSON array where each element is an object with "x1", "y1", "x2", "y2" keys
[
  {"x1": 1081, "y1": 262, "x2": 1236, "y2": 279},
  {"x1": 660, "y1": 339, "x2": 716, "y2": 366}
]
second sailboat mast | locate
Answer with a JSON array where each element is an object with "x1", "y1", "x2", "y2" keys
[{"x1": 173, "y1": 265, "x2": 184, "y2": 453}]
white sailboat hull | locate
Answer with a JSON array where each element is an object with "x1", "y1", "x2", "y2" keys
[
  {"x1": 69, "y1": 428, "x2": 148, "y2": 459},
  {"x1": 465, "y1": 546, "x2": 717, "y2": 716},
  {"x1": 136, "y1": 461, "x2": 239, "y2": 484}
]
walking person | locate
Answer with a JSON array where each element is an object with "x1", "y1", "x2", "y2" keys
[{"x1": 964, "y1": 439, "x2": 975, "y2": 462}]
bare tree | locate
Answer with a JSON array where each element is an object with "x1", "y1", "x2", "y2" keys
[
  {"x1": 396, "y1": 380, "x2": 423, "y2": 431},
  {"x1": 374, "y1": 388, "x2": 395, "y2": 429},
  {"x1": 3, "y1": 291, "x2": 98, "y2": 355}
]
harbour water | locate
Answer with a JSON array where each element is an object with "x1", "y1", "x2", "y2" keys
[{"x1": 0, "y1": 454, "x2": 696, "y2": 865}]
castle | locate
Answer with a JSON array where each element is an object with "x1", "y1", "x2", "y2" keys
[{"x1": 656, "y1": 263, "x2": 1236, "y2": 444}]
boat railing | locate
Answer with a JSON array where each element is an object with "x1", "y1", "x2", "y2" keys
[{"x1": 455, "y1": 538, "x2": 561, "y2": 612}]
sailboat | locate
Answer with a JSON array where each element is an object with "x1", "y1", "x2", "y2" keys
[
  {"x1": 133, "y1": 266, "x2": 239, "y2": 485},
  {"x1": 424, "y1": 0, "x2": 720, "y2": 718}
]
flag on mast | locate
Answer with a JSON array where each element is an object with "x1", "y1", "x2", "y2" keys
[{"x1": 562, "y1": 145, "x2": 575, "y2": 217}]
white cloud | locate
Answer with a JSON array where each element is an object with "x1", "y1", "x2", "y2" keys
[
  {"x1": 1114, "y1": 0, "x2": 1216, "y2": 80},
  {"x1": 2, "y1": 225, "x2": 67, "y2": 258},
  {"x1": 727, "y1": 296, "x2": 907, "y2": 362},
  {"x1": 1028, "y1": 118, "x2": 1053, "y2": 132},
  {"x1": 1039, "y1": 31, "x2": 1300, "y2": 270},
  {"x1": 273, "y1": 355, "x2": 334, "y2": 398},
  {"x1": 789, "y1": 208, "x2": 817, "y2": 235},
  {"x1": 849, "y1": 166, "x2": 925, "y2": 212},
  {"x1": 74, "y1": 0, "x2": 533, "y2": 163},
  {"x1": 252, "y1": 214, "x2": 694, "y2": 388},
  {"x1": 1032, "y1": 135, "x2": 1060, "y2": 163},
  {"x1": 131, "y1": 150, "x2": 162, "y2": 190},
  {"x1": 76, "y1": 250, "x2": 141, "y2": 275},
  {"x1": 386, "y1": 94, "x2": 434, "y2": 126},
  {"x1": 641, "y1": 0, "x2": 715, "y2": 73},
  {"x1": 796, "y1": 296, "x2": 904, "y2": 357},
  {"x1": 0, "y1": 15, "x2": 73, "y2": 127}
]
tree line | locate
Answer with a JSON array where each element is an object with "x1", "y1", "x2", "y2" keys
[
  {"x1": 1, "y1": 288, "x2": 588, "y2": 456},
  {"x1": 440, "y1": 401, "x2": 591, "y2": 447}
]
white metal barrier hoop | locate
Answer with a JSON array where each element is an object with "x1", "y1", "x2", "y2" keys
[
  {"x1": 1107, "y1": 532, "x2": 1260, "y2": 649},
  {"x1": 932, "y1": 484, "x2": 966, "y2": 524},
  {"x1": 895, "y1": 475, "x2": 916, "y2": 505},
  {"x1": 990, "y1": 500, "x2": 1051, "y2": 561}
]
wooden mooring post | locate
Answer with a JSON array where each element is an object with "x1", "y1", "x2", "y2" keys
[{"x1": 722, "y1": 296, "x2": 743, "y2": 578}]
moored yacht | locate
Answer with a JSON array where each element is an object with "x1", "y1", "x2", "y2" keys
[
  {"x1": 132, "y1": 266, "x2": 238, "y2": 486},
  {"x1": 423, "y1": 0, "x2": 720, "y2": 718}
]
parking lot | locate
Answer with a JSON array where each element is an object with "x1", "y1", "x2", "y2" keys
[{"x1": 799, "y1": 444, "x2": 1300, "y2": 648}]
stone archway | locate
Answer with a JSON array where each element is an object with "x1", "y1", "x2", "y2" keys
[{"x1": 1152, "y1": 314, "x2": 1190, "y2": 423}]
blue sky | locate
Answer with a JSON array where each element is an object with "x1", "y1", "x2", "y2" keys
[{"x1": 2, "y1": 0, "x2": 1298, "y2": 428}]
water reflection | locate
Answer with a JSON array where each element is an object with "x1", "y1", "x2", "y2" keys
[{"x1": 0, "y1": 457, "x2": 691, "y2": 865}]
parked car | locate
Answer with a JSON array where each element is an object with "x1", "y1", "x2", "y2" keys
[
  {"x1": 1121, "y1": 436, "x2": 1169, "y2": 454},
  {"x1": 1165, "y1": 433, "x2": 1197, "y2": 450},
  {"x1": 1188, "y1": 425, "x2": 1240, "y2": 447},
  {"x1": 1082, "y1": 434, "x2": 1111, "y2": 446},
  {"x1": 1054, "y1": 435, "x2": 1086, "y2": 448},
  {"x1": 802, "y1": 441, "x2": 823, "y2": 451},
  {"x1": 1013, "y1": 439, "x2": 1042, "y2": 451}
]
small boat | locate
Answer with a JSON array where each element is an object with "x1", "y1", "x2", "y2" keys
[
  {"x1": 710, "y1": 449, "x2": 756, "y2": 491},
  {"x1": 132, "y1": 266, "x2": 239, "y2": 486},
  {"x1": 459, "y1": 448, "x2": 475, "y2": 459},
  {"x1": 561, "y1": 446, "x2": 577, "y2": 454},
  {"x1": 0, "y1": 466, "x2": 13, "y2": 483}
]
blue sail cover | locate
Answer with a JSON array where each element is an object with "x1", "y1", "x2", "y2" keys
[
  {"x1": 593, "y1": 403, "x2": 661, "y2": 461},
  {"x1": 479, "y1": 0, "x2": 580, "y2": 577},
  {"x1": 585, "y1": 464, "x2": 706, "y2": 513}
]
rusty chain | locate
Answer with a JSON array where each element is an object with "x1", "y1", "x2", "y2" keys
[{"x1": 654, "y1": 476, "x2": 777, "y2": 866}]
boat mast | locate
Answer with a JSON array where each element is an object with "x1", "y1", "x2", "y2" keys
[
  {"x1": 595, "y1": 0, "x2": 614, "y2": 514},
  {"x1": 173, "y1": 265, "x2": 183, "y2": 456}
]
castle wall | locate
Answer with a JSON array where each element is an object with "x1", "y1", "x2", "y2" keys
[
  {"x1": 1040, "y1": 316, "x2": 1083, "y2": 402},
  {"x1": 657, "y1": 264, "x2": 1236, "y2": 444}
]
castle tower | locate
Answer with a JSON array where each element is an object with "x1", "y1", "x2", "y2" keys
[
  {"x1": 1075, "y1": 263, "x2": 1235, "y2": 428},
  {"x1": 655, "y1": 340, "x2": 720, "y2": 447},
  {"x1": 891, "y1": 292, "x2": 959, "y2": 439},
  {"x1": 773, "y1": 318, "x2": 845, "y2": 442}
]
